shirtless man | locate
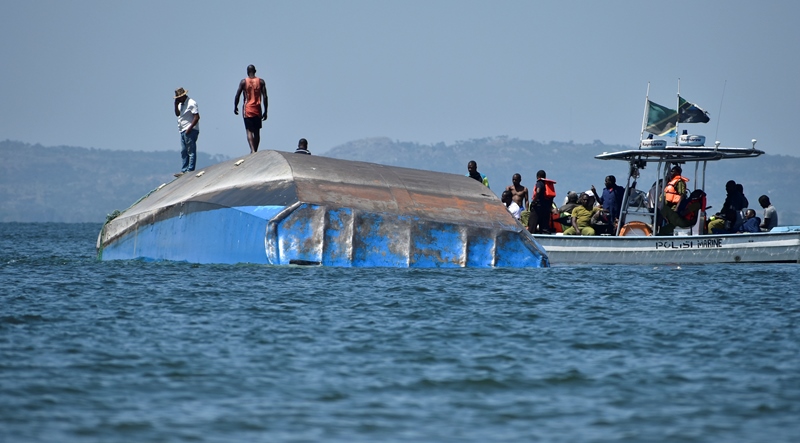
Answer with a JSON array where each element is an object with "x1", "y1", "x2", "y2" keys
[{"x1": 505, "y1": 173, "x2": 529, "y2": 210}]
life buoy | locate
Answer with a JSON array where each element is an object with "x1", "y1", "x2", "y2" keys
[{"x1": 619, "y1": 221, "x2": 653, "y2": 236}]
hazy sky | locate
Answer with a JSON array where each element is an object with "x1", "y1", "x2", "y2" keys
[{"x1": 2, "y1": 1, "x2": 798, "y2": 158}]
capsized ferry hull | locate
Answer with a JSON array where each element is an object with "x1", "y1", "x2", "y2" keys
[
  {"x1": 97, "y1": 150, "x2": 548, "y2": 267},
  {"x1": 534, "y1": 230, "x2": 800, "y2": 265}
]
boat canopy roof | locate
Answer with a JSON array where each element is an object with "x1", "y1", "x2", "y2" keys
[{"x1": 595, "y1": 146, "x2": 764, "y2": 163}]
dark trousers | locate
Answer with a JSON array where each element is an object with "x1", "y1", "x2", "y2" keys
[{"x1": 528, "y1": 205, "x2": 552, "y2": 234}]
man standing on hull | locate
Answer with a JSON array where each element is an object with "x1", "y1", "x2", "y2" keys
[
  {"x1": 173, "y1": 87, "x2": 199, "y2": 177},
  {"x1": 234, "y1": 64, "x2": 268, "y2": 153}
]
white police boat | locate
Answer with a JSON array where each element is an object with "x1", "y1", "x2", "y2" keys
[{"x1": 533, "y1": 135, "x2": 800, "y2": 265}]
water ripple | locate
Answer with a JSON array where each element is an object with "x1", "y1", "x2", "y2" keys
[{"x1": 1, "y1": 224, "x2": 799, "y2": 442}]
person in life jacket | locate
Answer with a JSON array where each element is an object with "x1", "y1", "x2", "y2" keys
[
  {"x1": 664, "y1": 166, "x2": 687, "y2": 207},
  {"x1": 659, "y1": 165, "x2": 695, "y2": 236},
  {"x1": 527, "y1": 170, "x2": 556, "y2": 234}
]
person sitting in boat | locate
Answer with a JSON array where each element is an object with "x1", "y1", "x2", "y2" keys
[
  {"x1": 659, "y1": 165, "x2": 696, "y2": 236},
  {"x1": 558, "y1": 191, "x2": 580, "y2": 214},
  {"x1": 730, "y1": 182, "x2": 750, "y2": 230},
  {"x1": 501, "y1": 190, "x2": 521, "y2": 220},
  {"x1": 708, "y1": 180, "x2": 748, "y2": 234},
  {"x1": 737, "y1": 209, "x2": 761, "y2": 233},
  {"x1": 554, "y1": 191, "x2": 580, "y2": 231},
  {"x1": 562, "y1": 193, "x2": 602, "y2": 236},
  {"x1": 737, "y1": 183, "x2": 749, "y2": 212},
  {"x1": 758, "y1": 195, "x2": 779, "y2": 231},
  {"x1": 591, "y1": 175, "x2": 625, "y2": 229},
  {"x1": 590, "y1": 207, "x2": 613, "y2": 235}
]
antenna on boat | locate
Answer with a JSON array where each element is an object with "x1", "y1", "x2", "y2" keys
[
  {"x1": 639, "y1": 82, "x2": 651, "y2": 148},
  {"x1": 675, "y1": 78, "x2": 681, "y2": 146},
  {"x1": 714, "y1": 80, "x2": 727, "y2": 144}
]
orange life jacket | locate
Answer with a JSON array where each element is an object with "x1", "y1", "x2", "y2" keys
[{"x1": 664, "y1": 176, "x2": 689, "y2": 205}]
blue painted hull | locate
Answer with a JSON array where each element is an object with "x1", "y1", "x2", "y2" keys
[{"x1": 97, "y1": 151, "x2": 548, "y2": 267}]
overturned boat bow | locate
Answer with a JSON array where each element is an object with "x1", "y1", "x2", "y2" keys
[{"x1": 97, "y1": 151, "x2": 548, "y2": 267}]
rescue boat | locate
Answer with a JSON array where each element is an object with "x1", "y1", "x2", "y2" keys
[{"x1": 533, "y1": 138, "x2": 800, "y2": 264}]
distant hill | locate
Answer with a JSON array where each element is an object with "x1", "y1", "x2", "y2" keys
[
  {"x1": 0, "y1": 140, "x2": 227, "y2": 223},
  {"x1": 1, "y1": 138, "x2": 797, "y2": 224}
]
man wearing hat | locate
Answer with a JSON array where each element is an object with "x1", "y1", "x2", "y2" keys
[{"x1": 173, "y1": 87, "x2": 199, "y2": 177}]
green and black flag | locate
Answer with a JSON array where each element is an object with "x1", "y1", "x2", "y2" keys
[
  {"x1": 678, "y1": 96, "x2": 711, "y2": 123},
  {"x1": 645, "y1": 100, "x2": 678, "y2": 136}
]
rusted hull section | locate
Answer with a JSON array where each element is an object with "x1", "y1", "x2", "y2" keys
[{"x1": 97, "y1": 151, "x2": 548, "y2": 267}]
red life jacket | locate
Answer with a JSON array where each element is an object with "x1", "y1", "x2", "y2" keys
[
  {"x1": 540, "y1": 179, "x2": 557, "y2": 200},
  {"x1": 550, "y1": 209, "x2": 563, "y2": 233}
]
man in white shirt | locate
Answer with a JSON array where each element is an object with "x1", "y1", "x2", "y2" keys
[
  {"x1": 501, "y1": 190, "x2": 521, "y2": 220},
  {"x1": 758, "y1": 195, "x2": 778, "y2": 231},
  {"x1": 173, "y1": 87, "x2": 200, "y2": 177}
]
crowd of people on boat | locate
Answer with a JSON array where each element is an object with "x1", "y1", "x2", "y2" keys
[{"x1": 467, "y1": 160, "x2": 781, "y2": 237}]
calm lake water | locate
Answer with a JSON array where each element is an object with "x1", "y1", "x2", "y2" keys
[{"x1": 1, "y1": 223, "x2": 799, "y2": 442}]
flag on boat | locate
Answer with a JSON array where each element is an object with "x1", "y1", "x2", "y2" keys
[
  {"x1": 678, "y1": 96, "x2": 710, "y2": 123},
  {"x1": 645, "y1": 100, "x2": 678, "y2": 136}
]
